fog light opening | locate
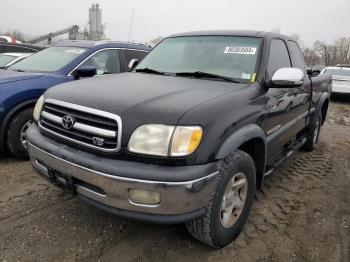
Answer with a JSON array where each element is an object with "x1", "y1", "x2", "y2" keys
[{"x1": 128, "y1": 189, "x2": 161, "y2": 206}]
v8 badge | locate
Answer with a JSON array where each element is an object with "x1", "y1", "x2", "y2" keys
[{"x1": 92, "y1": 137, "x2": 105, "y2": 147}]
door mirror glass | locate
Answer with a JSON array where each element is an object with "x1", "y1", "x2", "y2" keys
[
  {"x1": 72, "y1": 66, "x2": 96, "y2": 78},
  {"x1": 271, "y1": 67, "x2": 304, "y2": 87},
  {"x1": 128, "y1": 58, "x2": 139, "y2": 71}
]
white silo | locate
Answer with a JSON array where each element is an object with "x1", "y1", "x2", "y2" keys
[
  {"x1": 96, "y1": 4, "x2": 102, "y2": 35},
  {"x1": 88, "y1": 3, "x2": 105, "y2": 40},
  {"x1": 89, "y1": 4, "x2": 97, "y2": 35}
]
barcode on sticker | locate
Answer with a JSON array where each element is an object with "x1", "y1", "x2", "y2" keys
[{"x1": 224, "y1": 46, "x2": 257, "y2": 55}]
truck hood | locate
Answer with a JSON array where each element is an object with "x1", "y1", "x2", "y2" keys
[
  {"x1": 45, "y1": 72, "x2": 246, "y2": 130},
  {"x1": 0, "y1": 69, "x2": 43, "y2": 85}
]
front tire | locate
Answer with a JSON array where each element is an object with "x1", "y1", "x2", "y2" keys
[
  {"x1": 186, "y1": 150, "x2": 256, "y2": 248},
  {"x1": 7, "y1": 108, "x2": 33, "y2": 159}
]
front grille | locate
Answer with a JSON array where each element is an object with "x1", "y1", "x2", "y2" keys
[{"x1": 39, "y1": 99, "x2": 122, "y2": 152}]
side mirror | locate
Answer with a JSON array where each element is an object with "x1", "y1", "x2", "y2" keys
[
  {"x1": 128, "y1": 59, "x2": 139, "y2": 72},
  {"x1": 270, "y1": 68, "x2": 304, "y2": 88},
  {"x1": 72, "y1": 66, "x2": 97, "y2": 78},
  {"x1": 307, "y1": 67, "x2": 321, "y2": 77}
]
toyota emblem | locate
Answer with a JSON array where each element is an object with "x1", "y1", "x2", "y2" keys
[{"x1": 61, "y1": 115, "x2": 75, "y2": 130}]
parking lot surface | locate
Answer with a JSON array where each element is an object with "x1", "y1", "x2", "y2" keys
[{"x1": 0, "y1": 100, "x2": 349, "y2": 262}]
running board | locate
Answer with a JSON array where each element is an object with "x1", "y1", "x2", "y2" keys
[{"x1": 266, "y1": 137, "x2": 307, "y2": 173}]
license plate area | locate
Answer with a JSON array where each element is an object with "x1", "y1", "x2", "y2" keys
[
  {"x1": 48, "y1": 169, "x2": 77, "y2": 194},
  {"x1": 47, "y1": 168, "x2": 106, "y2": 196}
]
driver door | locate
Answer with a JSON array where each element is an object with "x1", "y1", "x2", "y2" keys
[{"x1": 262, "y1": 39, "x2": 300, "y2": 163}]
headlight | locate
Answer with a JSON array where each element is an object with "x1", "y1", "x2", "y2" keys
[
  {"x1": 128, "y1": 124, "x2": 175, "y2": 156},
  {"x1": 33, "y1": 95, "x2": 45, "y2": 122},
  {"x1": 128, "y1": 124, "x2": 202, "y2": 157}
]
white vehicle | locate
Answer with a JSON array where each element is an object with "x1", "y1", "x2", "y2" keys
[
  {"x1": 0, "y1": 36, "x2": 22, "y2": 43},
  {"x1": 0, "y1": 53, "x2": 32, "y2": 68},
  {"x1": 321, "y1": 66, "x2": 350, "y2": 94}
]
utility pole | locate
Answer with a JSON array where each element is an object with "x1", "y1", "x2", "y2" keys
[{"x1": 127, "y1": 8, "x2": 135, "y2": 43}]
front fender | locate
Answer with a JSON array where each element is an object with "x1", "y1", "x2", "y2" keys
[{"x1": 215, "y1": 124, "x2": 267, "y2": 159}]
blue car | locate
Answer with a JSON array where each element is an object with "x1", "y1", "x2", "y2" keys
[{"x1": 0, "y1": 40, "x2": 151, "y2": 158}]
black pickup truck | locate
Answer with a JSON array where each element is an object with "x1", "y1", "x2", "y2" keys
[{"x1": 26, "y1": 30, "x2": 331, "y2": 248}]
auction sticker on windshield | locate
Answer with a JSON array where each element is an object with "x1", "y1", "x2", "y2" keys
[{"x1": 224, "y1": 46, "x2": 257, "y2": 55}]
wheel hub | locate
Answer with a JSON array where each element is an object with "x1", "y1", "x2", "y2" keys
[
  {"x1": 220, "y1": 172, "x2": 248, "y2": 228},
  {"x1": 20, "y1": 120, "x2": 33, "y2": 150}
]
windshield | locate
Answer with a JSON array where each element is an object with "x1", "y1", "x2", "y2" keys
[
  {"x1": 9, "y1": 47, "x2": 87, "y2": 73},
  {"x1": 325, "y1": 68, "x2": 350, "y2": 77},
  {"x1": 136, "y1": 36, "x2": 261, "y2": 82},
  {"x1": 0, "y1": 54, "x2": 16, "y2": 67}
]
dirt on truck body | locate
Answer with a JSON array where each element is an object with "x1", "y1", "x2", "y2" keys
[{"x1": 0, "y1": 100, "x2": 349, "y2": 261}]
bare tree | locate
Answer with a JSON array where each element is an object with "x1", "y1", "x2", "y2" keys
[
  {"x1": 335, "y1": 37, "x2": 350, "y2": 64},
  {"x1": 303, "y1": 47, "x2": 321, "y2": 66}
]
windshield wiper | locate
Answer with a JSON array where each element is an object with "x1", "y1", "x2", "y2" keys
[
  {"x1": 11, "y1": 69, "x2": 25, "y2": 72},
  {"x1": 176, "y1": 71, "x2": 240, "y2": 83},
  {"x1": 135, "y1": 68, "x2": 168, "y2": 76}
]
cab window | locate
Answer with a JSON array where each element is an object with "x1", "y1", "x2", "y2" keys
[
  {"x1": 288, "y1": 41, "x2": 306, "y2": 71},
  {"x1": 267, "y1": 39, "x2": 291, "y2": 77}
]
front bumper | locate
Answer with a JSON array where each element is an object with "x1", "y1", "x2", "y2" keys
[{"x1": 27, "y1": 124, "x2": 219, "y2": 224}]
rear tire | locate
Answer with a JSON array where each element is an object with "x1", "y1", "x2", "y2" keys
[
  {"x1": 186, "y1": 150, "x2": 256, "y2": 248},
  {"x1": 302, "y1": 112, "x2": 322, "y2": 152},
  {"x1": 7, "y1": 108, "x2": 33, "y2": 159}
]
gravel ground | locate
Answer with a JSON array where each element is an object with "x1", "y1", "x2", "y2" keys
[{"x1": 0, "y1": 99, "x2": 349, "y2": 262}]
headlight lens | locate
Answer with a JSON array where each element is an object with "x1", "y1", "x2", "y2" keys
[
  {"x1": 128, "y1": 124, "x2": 202, "y2": 157},
  {"x1": 33, "y1": 95, "x2": 45, "y2": 122},
  {"x1": 170, "y1": 126, "x2": 203, "y2": 156},
  {"x1": 128, "y1": 124, "x2": 175, "y2": 156}
]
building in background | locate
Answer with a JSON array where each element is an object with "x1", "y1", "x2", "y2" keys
[
  {"x1": 87, "y1": 3, "x2": 105, "y2": 41},
  {"x1": 27, "y1": 3, "x2": 107, "y2": 45}
]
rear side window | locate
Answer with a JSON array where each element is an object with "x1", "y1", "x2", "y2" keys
[
  {"x1": 289, "y1": 41, "x2": 306, "y2": 71},
  {"x1": 125, "y1": 50, "x2": 148, "y2": 64},
  {"x1": 267, "y1": 39, "x2": 291, "y2": 77}
]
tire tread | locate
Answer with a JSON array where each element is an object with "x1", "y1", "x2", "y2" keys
[{"x1": 186, "y1": 150, "x2": 251, "y2": 248}]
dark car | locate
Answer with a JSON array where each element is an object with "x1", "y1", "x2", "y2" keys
[
  {"x1": 0, "y1": 40, "x2": 150, "y2": 158},
  {"x1": 0, "y1": 42, "x2": 44, "y2": 54},
  {"x1": 27, "y1": 30, "x2": 331, "y2": 248}
]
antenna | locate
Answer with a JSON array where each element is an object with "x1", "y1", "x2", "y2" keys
[{"x1": 127, "y1": 8, "x2": 135, "y2": 44}]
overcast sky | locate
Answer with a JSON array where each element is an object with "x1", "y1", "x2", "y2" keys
[{"x1": 1, "y1": 0, "x2": 349, "y2": 45}]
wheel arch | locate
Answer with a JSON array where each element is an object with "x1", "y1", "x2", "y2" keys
[
  {"x1": 215, "y1": 124, "x2": 267, "y2": 188},
  {"x1": 320, "y1": 98, "x2": 329, "y2": 125},
  {"x1": 313, "y1": 92, "x2": 330, "y2": 126}
]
